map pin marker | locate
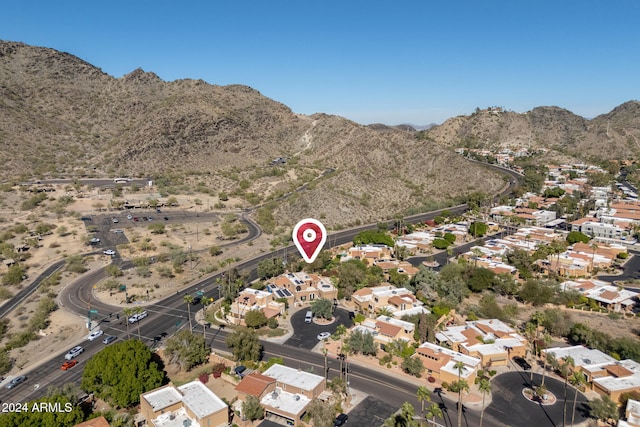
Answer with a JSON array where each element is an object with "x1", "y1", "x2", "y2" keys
[{"x1": 292, "y1": 218, "x2": 327, "y2": 263}]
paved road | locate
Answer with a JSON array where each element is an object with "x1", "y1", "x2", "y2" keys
[
  {"x1": 285, "y1": 308, "x2": 353, "y2": 349},
  {"x1": 486, "y1": 371, "x2": 590, "y2": 427}
]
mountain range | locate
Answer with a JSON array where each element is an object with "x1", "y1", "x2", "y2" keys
[{"x1": 0, "y1": 40, "x2": 638, "y2": 229}]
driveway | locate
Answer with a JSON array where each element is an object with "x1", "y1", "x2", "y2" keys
[
  {"x1": 486, "y1": 372, "x2": 590, "y2": 427},
  {"x1": 285, "y1": 307, "x2": 353, "y2": 349}
]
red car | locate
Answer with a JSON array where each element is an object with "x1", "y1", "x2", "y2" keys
[{"x1": 61, "y1": 359, "x2": 77, "y2": 370}]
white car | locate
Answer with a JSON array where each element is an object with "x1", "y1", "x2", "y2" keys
[
  {"x1": 87, "y1": 329, "x2": 104, "y2": 341},
  {"x1": 128, "y1": 311, "x2": 148, "y2": 323},
  {"x1": 317, "y1": 332, "x2": 331, "y2": 340},
  {"x1": 127, "y1": 214, "x2": 133, "y2": 220},
  {"x1": 112, "y1": 229, "x2": 124, "y2": 234},
  {"x1": 112, "y1": 218, "x2": 119, "y2": 223},
  {"x1": 64, "y1": 346, "x2": 84, "y2": 360},
  {"x1": 103, "y1": 249, "x2": 116, "y2": 256}
]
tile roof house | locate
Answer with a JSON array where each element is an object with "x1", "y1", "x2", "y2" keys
[
  {"x1": 234, "y1": 365, "x2": 326, "y2": 426},
  {"x1": 561, "y1": 279, "x2": 638, "y2": 312},
  {"x1": 351, "y1": 285, "x2": 428, "y2": 318},
  {"x1": 435, "y1": 319, "x2": 528, "y2": 367},
  {"x1": 228, "y1": 288, "x2": 285, "y2": 326},
  {"x1": 269, "y1": 272, "x2": 337, "y2": 305},
  {"x1": 415, "y1": 342, "x2": 481, "y2": 384},
  {"x1": 140, "y1": 381, "x2": 229, "y2": 427}
]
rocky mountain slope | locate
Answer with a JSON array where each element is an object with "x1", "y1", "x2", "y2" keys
[
  {"x1": 0, "y1": 41, "x2": 506, "y2": 228},
  {"x1": 422, "y1": 102, "x2": 640, "y2": 162}
]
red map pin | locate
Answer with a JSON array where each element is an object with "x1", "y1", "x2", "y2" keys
[{"x1": 292, "y1": 218, "x2": 327, "y2": 263}]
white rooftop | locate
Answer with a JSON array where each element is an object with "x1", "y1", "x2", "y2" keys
[
  {"x1": 593, "y1": 359, "x2": 640, "y2": 393},
  {"x1": 418, "y1": 342, "x2": 481, "y2": 379},
  {"x1": 178, "y1": 380, "x2": 228, "y2": 419},
  {"x1": 263, "y1": 364, "x2": 323, "y2": 391},
  {"x1": 152, "y1": 407, "x2": 200, "y2": 427},
  {"x1": 260, "y1": 387, "x2": 310, "y2": 417},
  {"x1": 143, "y1": 386, "x2": 183, "y2": 412},
  {"x1": 544, "y1": 345, "x2": 616, "y2": 368}
]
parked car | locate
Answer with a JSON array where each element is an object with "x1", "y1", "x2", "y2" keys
[
  {"x1": 61, "y1": 360, "x2": 78, "y2": 370},
  {"x1": 87, "y1": 329, "x2": 104, "y2": 341},
  {"x1": 127, "y1": 214, "x2": 133, "y2": 220},
  {"x1": 65, "y1": 346, "x2": 84, "y2": 360},
  {"x1": 112, "y1": 229, "x2": 124, "y2": 234},
  {"x1": 90, "y1": 238, "x2": 101, "y2": 244},
  {"x1": 5, "y1": 375, "x2": 26, "y2": 389},
  {"x1": 103, "y1": 249, "x2": 116, "y2": 256},
  {"x1": 305, "y1": 311, "x2": 313, "y2": 324},
  {"x1": 234, "y1": 366, "x2": 247, "y2": 377},
  {"x1": 317, "y1": 332, "x2": 331, "y2": 340},
  {"x1": 513, "y1": 356, "x2": 532, "y2": 370},
  {"x1": 102, "y1": 335, "x2": 117, "y2": 345},
  {"x1": 334, "y1": 413, "x2": 348, "y2": 426},
  {"x1": 128, "y1": 311, "x2": 148, "y2": 323}
]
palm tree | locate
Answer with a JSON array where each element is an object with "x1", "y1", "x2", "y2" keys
[
  {"x1": 478, "y1": 378, "x2": 491, "y2": 427},
  {"x1": 416, "y1": 385, "x2": 431, "y2": 418},
  {"x1": 378, "y1": 307, "x2": 394, "y2": 317},
  {"x1": 560, "y1": 356, "x2": 575, "y2": 427},
  {"x1": 201, "y1": 297, "x2": 211, "y2": 338},
  {"x1": 542, "y1": 350, "x2": 556, "y2": 387},
  {"x1": 122, "y1": 307, "x2": 134, "y2": 339},
  {"x1": 569, "y1": 370, "x2": 586, "y2": 427},
  {"x1": 183, "y1": 294, "x2": 194, "y2": 330},
  {"x1": 524, "y1": 322, "x2": 537, "y2": 384},
  {"x1": 590, "y1": 242, "x2": 599, "y2": 275},
  {"x1": 425, "y1": 403, "x2": 443, "y2": 426},
  {"x1": 452, "y1": 379, "x2": 469, "y2": 427}
]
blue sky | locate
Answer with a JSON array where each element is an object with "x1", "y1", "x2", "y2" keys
[{"x1": 2, "y1": 1, "x2": 638, "y2": 125}]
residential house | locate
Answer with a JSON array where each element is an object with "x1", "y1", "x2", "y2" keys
[
  {"x1": 561, "y1": 279, "x2": 638, "y2": 313},
  {"x1": 352, "y1": 315, "x2": 416, "y2": 348},
  {"x1": 618, "y1": 398, "x2": 640, "y2": 427},
  {"x1": 228, "y1": 288, "x2": 285, "y2": 326},
  {"x1": 351, "y1": 285, "x2": 428, "y2": 318},
  {"x1": 140, "y1": 381, "x2": 229, "y2": 427},
  {"x1": 435, "y1": 319, "x2": 527, "y2": 368},
  {"x1": 269, "y1": 272, "x2": 338, "y2": 305},
  {"x1": 415, "y1": 342, "x2": 481, "y2": 384},
  {"x1": 341, "y1": 245, "x2": 394, "y2": 266}
]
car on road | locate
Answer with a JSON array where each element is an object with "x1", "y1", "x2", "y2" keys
[
  {"x1": 102, "y1": 335, "x2": 117, "y2": 345},
  {"x1": 513, "y1": 356, "x2": 532, "y2": 370},
  {"x1": 113, "y1": 229, "x2": 124, "y2": 233},
  {"x1": 90, "y1": 237, "x2": 101, "y2": 244},
  {"x1": 334, "y1": 413, "x2": 348, "y2": 426},
  {"x1": 103, "y1": 249, "x2": 116, "y2": 256},
  {"x1": 133, "y1": 217, "x2": 139, "y2": 222},
  {"x1": 112, "y1": 218, "x2": 119, "y2": 223},
  {"x1": 61, "y1": 360, "x2": 78, "y2": 370},
  {"x1": 164, "y1": 216, "x2": 169, "y2": 221},
  {"x1": 87, "y1": 329, "x2": 104, "y2": 341},
  {"x1": 317, "y1": 332, "x2": 331, "y2": 340},
  {"x1": 65, "y1": 346, "x2": 84, "y2": 360},
  {"x1": 5, "y1": 375, "x2": 26, "y2": 390},
  {"x1": 127, "y1": 214, "x2": 132, "y2": 220},
  {"x1": 128, "y1": 311, "x2": 148, "y2": 323}
]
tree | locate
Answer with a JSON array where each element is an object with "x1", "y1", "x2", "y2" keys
[
  {"x1": 416, "y1": 385, "x2": 431, "y2": 417},
  {"x1": 469, "y1": 221, "x2": 488, "y2": 237},
  {"x1": 478, "y1": 378, "x2": 491, "y2": 427},
  {"x1": 311, "y1": 298, "x2": 333, "y2": 320},
  {"x1": 569, "y1": 371, "x2": 586, "y2": 427},
  {"x1": 541, "y1": 334, "x2": 554, "y2": 386},
  {"x1": 148, "y1": 223, "x2": 166, "y2": 234},
  {"x1": 401, "y1": 356, "x2": 424, "y2": 378},
  {"x1": 183, "y1": 294, "x2": 194, "y2": 330},
  {"x1": 353, "y1": 230, "x2": 394, "y2": 247},
  {"x1": 306, "y1": 398, "x2": 336, "y2": 427},
  {"x1": 425, "y1": 402, "x2": 443, "y2": 426},
  {"x1": 244, "y1": 309, "x2": 268, "y2": 328},
  {"x1": 164, "y1": 330, "x2": 210, "y2": 371},
  {"x1": 559, "y1": 356, "x2": 575, "y2": 427},
  {"x1": 566, "y1": 231, "x2": 590, "y2": 244},
  {"x1": 81, "y1": 339, "x2": 165, "y2": 407},
  {"x1": 345, "y1": 329, "x2": 377, "y2": 356},
  {"x1": 589, "y1": 395, "x2": 619, "y2": 424},
  {"x1": 383, "y1": 402, "x2": 419, "y2": 427},
  {"x1": 225, "y1": 327, "x2": 262, "y2": 362},
  {"x1": 242, "y1": 395, "x2": 264, "y2": 421},
  {"x1": 452, "y1": 359, "x2": 468, "y2": 427},
  {"x1": 257, "y1": 257, "x2": 284, "y2": 279}
]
